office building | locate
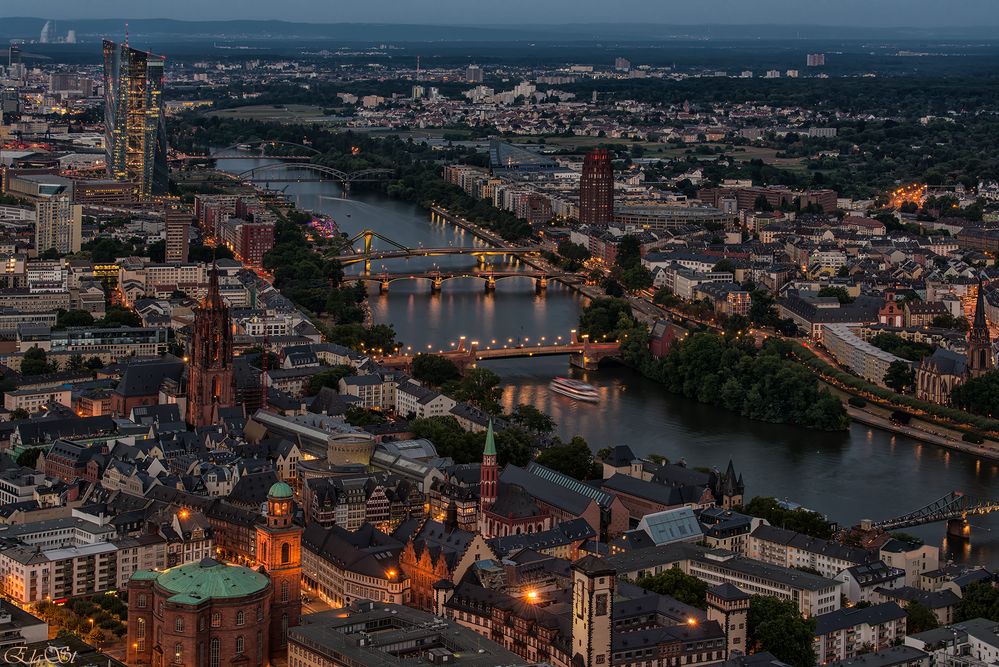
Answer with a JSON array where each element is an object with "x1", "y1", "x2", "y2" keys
[
  {"x1": 579, "y1": 148, "x2": 614, "y2": 226},
  {"x1": 34, "y1": 196, "x2": 81, "y2": 255},
  {"x1": 164, "y1": 207, "x2": 190, "y2": 263},
  {"x1": 807, "y1": 53, "x2": 826, "y2": 67},
  {"x1": 102, "y1": 39, "x2": 168, "y2": 199},
  {"x1": 465, "y1": 64, "x2": 484, "y2": 83}
]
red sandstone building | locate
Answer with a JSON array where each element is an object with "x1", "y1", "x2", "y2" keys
[
  {"x1": 127, "y1": 482, "x2": 302, "y2": 666},
  {"x1": 579, "y1": 148, "x2": 614, "y2": 226},
  {"x1": 186, "y1": 265, "x2": 235, "y2": 427}
]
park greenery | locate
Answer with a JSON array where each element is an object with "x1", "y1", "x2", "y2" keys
[
  {"x1": 635, "y1": 568, "x2": 708, "y2": 609},
  {"x1": 905, "y1": 601, "x2": 940, "y2": 634},
  {"x1": 884, "y1": 360, "x2": 917, "y2": 395},
  {"x1": 411, "y1": 354, "x2": 462, "y2": 387},
  {"x1": 408, "y1": 416, "x2": 532, "y2": 467},
  {"x1": 951, "y1": 371, "x2": 999, "y2": 419},
  {"x1": 305, "y1": 365, "x2": 357, "y2": 396},
  {"x1": 747, "y1": 595, "x2": 816, "y2": 667},
  {"x1": 576, "y1": 298, "x2": 847, "y2": 431},
  {"x1": 260, "y1": 209, "x2": 398, "y2": 352},
  {"x1": 956, "y1": 582, "x2": 999, "y2": 622},
  {"x1": 736, "y1": 497, "x2": 834, "y2": 540},
  {"x1": 535, "y1": 436, "x2": 600, "y2": 480},
  {"x1": 794, "y1": 342, "x2": 999, "y2": 434},
  {"x1": 640, "y1": 333, "x2": 848, "y2": 431},
  {"x1": 870, "y1": 332, "x2": 934, "y2": 362},
  {"x1": 33, "y1": 593, "x2": 128, "y2": 646}
]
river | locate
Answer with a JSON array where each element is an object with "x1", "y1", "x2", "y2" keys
[{"x1": 217, "y1": 154, "x2": 999, "y2": 566}]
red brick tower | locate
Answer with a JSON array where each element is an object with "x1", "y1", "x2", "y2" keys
[
  {"x1": 186, "y1": 263, "x2": 234, "y2": 426},
  {"x1": 256, "y1": 481, "x2": 303, "y2": 659}
]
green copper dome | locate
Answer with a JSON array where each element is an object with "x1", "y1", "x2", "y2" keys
[
  {"x1": 153, "y1": 558, "x2": 269, "y2": 604},
  {"x1": 268, "y1": 481, "x2": 294, "y2": 499}
]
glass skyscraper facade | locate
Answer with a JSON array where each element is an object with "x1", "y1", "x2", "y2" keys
[{"x1": 102, "y1": 39, "x2": 168, "y2": 198}]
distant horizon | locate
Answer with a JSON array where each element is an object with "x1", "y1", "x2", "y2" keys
[
  {"x1": 6, "y1": 16, "x2": 999, "y2": 30},
  {"x1": 9, "y1": 0, "x2": 999, "y2": 28}
]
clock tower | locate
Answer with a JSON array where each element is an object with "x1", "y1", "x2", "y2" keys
[{"x1": 256, "y1": 481, "x2": 302, "y2": 659}]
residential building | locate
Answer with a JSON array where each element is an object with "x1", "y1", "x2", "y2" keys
[{"x1": 34, "y1": 196, "x2": 81, "y2": 255}]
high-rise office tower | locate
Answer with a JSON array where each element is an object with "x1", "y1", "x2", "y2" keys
[
  {"x1": 8, "y1": 43, "x2": 20, "y2": 68},
  {"x1": 35, "y1": 196, "x2": 82, "y2": 255},
  {"x1": 465, "y1": 64, "x2": 483, "y2": 83},
  {"x1": 579, "y1": 148, "x2": 614, "y2": 226},
  {"x1": 164, "y1": 207, "x2": 190, "y2": 263},
  {"x1": 103, "y1": 39, "x2": 168, "y2": 199}
]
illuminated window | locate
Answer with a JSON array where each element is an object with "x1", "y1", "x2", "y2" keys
[
  {"x1": 211, "y1": 613, "x2": 221, "y2": 628},
  {"x1": 136, "y1": 618, "x2": 146, "y2": 639},
  {"x1": 173, "y1": 643, "x2": 182, "y2": 664}
]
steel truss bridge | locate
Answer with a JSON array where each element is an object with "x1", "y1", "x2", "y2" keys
[
  {"x1": 334, "y1": 229, "x2": 543, "y2": 267},
  {"x1": 871, "y1": 491, "x2": 999, "y2": 531},
  {"x1": 235, "y1": 163, "x2": 394, "y2": 192}
]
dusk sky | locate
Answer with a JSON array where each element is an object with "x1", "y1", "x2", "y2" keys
[{"x1": 14, "y1": 0, "x2": 999, "y2": 26}]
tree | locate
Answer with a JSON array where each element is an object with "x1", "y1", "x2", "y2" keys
[
  {"x1": 739, "y1": 497, "x2": 833, "y2": 539},
  {"x1": 344, "y1": 406, "x2": 386, "y2": 427},
  {"x1": 619, "y1": 264, "x2": 653, "y2": 291},
  {"x1": 578, "y1": 298, "x2": 636, "y2": 341},
  {"x1": 956, "y1": 582, "x2": 999, "y2": 622},
  {"x1": 556, "y1": 241, "x2": 591, "y2": 271},
  {"x1": 9, "y1": 408, "x2": 30, "y2": 422},
  {"x1": 305, "y1": 365, "x2": 356, "y2": 396},
  {"x1": 636, "y1": 567, "x2": 708, "y2": 609},
  {"x1": 535, "y1": 436, "x2": 596, "y2": 480},
  {"x1": 884, "y1": 360, "x2": 916, "y2": 394},
  {"x1": 509, "y1": 404, "x2": 556, "y2": 434},
  {"x1": 21, "y1": 347, "x2": 54, "y2": 376},
  {"x1": 55, "y1": 309, "x2": 96, "y2": 329},
  {"x1": 817, "y1": 286, "x2": 853, "y2": 304},
  {"x1": 146, "y1": 239, "x2": 166, "y2": 263},
  {"x1": 85, "y1": 356, "x2": 104, "y2": 370},
  {"x1": 411, "y1": 354, "x2": 461, "y2": 387},
  {"x1": 615, "y1": 235, "x2": 642, "y2": 270},
  {"x1": 446, "y1": 367, "x2": 503, "y2": 412},
  {"x1": 98, "y1": 306, "x2": 142, "y2": 328},
  {"x1": 905, "y1": 601, "x2": 939, "y2": 634},
  {"x1": 67, "y1": 354, "x2": 86, "y2": 372},
  {"x1": 747, "y1": 596, "x2": 816, "y2": 667}
]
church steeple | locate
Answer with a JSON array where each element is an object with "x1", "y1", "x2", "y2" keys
[
  {"x1": 967, "y1": 275, "x2": 994, "y2": 378},
  {"x1": 186, "y1": 262, "x2": 235, "y2": 426},
  {"x1": 479, "y1": 419, "x2": 498, "y2": 518}
]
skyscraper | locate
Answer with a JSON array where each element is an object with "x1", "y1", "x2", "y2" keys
[
  {"x1": 579, "y1": 148, "x2": 614, "y2": 226},
  {"x1": 35, "y1": 196, "x2": 82, "y2": 255},
  {"x1": 164, "y1": 207, "x2": 190, "y2": 263},
  {"x1": 103, "y1": 39, "x2": 168, "y2": 199},
  {"x1": 465, "y1": 64, "x2": 483, "y2": 83},
  {"x1": 186, "y1": 265, "x2": 234, "y2": 427}
]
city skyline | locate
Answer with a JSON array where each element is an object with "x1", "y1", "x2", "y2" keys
[{"x1": 12, "y1": 0, "x2": 999, "y2": 28}]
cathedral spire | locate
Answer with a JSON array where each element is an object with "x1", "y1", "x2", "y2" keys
[{"x1": 967, "y1": 275, "x2": 994, "y2": 378}]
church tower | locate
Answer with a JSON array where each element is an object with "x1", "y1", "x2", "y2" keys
[
  {"x1": 186, "y1": 264, "x2": 234, "y2": 426},
  {"x1": 967, "y1": 277, "x2": 994, "y2": 378},
  {"x1": 571, "y1": 555, "x2": 615, "y2": 667},
  {"x1": 256, "y1": 481, "x2": 303, "y2": 659},
  {"x1": 479, "y1": 419, "x2": 498, "y2": 516}
]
